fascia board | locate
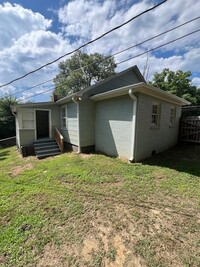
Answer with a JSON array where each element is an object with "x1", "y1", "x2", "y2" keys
[{"x1": 90, "y1": 83, "x2": 191, "y2": 106}]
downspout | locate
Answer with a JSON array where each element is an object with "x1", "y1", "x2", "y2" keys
[
  {"x1": 11, "y1": 106, "x2": 20, "y2": 150},
  {"x1": 72, "y1": 96, "x2": 82, "y2": 153},
  {"x1": 128, "y1": 89, "x2": 137, "y2": 162}
]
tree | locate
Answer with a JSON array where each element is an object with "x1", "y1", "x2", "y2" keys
[
  {"x1": 0, "y1": 96, "x2": 18, "y2": 139},
  {"x1": 53, "y1": 51, "x2": 116, "y2": 99},
  {"x1": 150, "y1": 68, "x2": 200, "y2": 105}
]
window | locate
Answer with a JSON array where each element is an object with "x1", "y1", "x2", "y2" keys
[
  {"x1": 61, "y1": 106, "x2": 67, "y2": 128},
  {"x1": 22, "y1": 112, "x2": 34, "y2": 129},
  {"x1": 169, "y1": 106, "x2": 176, "y2": 127},
  {"x1": 151, "y1": 103, "x2": 160, "y2": 126}
]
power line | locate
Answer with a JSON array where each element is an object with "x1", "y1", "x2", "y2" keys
[
  {"x1": 112, "y1": 15, "x2": 200, "y2": 57},
  {"x1": 22, "y1": 27, "x2": 200, "y2": 102},
  {"x1": 9, "y1": 15, "x2": 200, "y2": 97},
  {"x1": 21, "y1": 87, "x2": 54, "y2": 101},
  {"x1": 11, "y1": 79, "x2": 53, "y2": 96},
  {"x1": 0, "y1": 0, "x2": 168, "y2": 89},
  {"x1": 117, "y1": 28, "x2": 200, "y2": 66}
]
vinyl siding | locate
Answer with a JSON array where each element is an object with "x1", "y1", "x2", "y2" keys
[
  {"x1": 19, "y1": 130, "x2": 35, "y2": 146},
  {"x1": 135, "y1": 93, "x2": 181, "y2": 161},
  {"x1": 61, "y1": 102, "x2": 79, "y2": 146},
  {"x1": 95, "y1": 95, "x2": 133, "y2": 159},
  {"x1": 79, "y1": 99, "x2": 95, "y2": 147},
  {"x1": 17, "y1": 105, "x2": 60, "y2": 146}
]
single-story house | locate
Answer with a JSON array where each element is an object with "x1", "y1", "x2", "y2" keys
[{"x1": 13, "y1": 65, "x2": 190, "y2": 161}]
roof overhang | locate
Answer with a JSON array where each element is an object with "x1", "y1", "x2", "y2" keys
[
  {"x1": 15, "y1": 101, "x2": 56, "y2": 109},
  {"x1": 90, "y1": 82, "x2": 191, "y2": 106},
  {"x1": 56, "y1": 93, "x2": 79, "y2": 105}
]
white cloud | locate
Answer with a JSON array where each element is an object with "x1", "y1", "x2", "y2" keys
[
  {"x1": 0, "y1": 3, "x2": 52, "y2": 49},
  {"x1": 0, "y1": 0, "x2": 200, "y2": 102},
  {"x1": 192, "y1": 77, "x2": 200, "y2": 88},
  {"x1": 58, "y1": 0, "x2": 200, "y2": 79},
  {"x1": 0, "y1": 3, "x2": 72, "y2": 101}
]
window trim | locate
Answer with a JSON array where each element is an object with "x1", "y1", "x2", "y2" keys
[
  {"x1": 21, "y1": 111, "x2": 34, "y2": 130},
  {"x1": 61, "y1": 106, "x2": 67, "y2": 129},
  {"x1": 169, "y1": 106, "x2": 176, "y2": 127},
  {"x1": 151, "y1": 102, "x2": 161, "y2": 128}
]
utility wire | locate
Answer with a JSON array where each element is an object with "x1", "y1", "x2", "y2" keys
[
  {"x1": 22, "y1": 27, "x2": 200, "y2": 102},
  {"x1": 112, "y1": 15, "x2": 200, "y2": 57},
  {"x1": 117, "y1": 28, "x2": 200, "y2": 65},
  {"x1": 22, "y1": 88, "x2": 54, "y2": 101},
  {"x1": 10, "y1": 79, "x2": 54, "y2": 96},
  {"x1": 0, "y1": 0, "x2": 168, "y2": 89},
  {"x1": 8, "y1": 15, "x2": 200, "y2": 97}
]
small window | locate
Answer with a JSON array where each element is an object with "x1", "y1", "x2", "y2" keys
[
  {"x1": 22, "y1": 112, "x2": 34, "y2": 129},
  {"x1": 169, "y1": 106, "x2": 176, "y2": 127},
  {"x1": 151, "y1": 103, "x2": 160, "y2": 126},
  {"x1": 61, "y1": 106, "x2": 67, "y2": 128}
]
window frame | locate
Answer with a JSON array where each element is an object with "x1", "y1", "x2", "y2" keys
[
  {"x1": 61, "y1": 106, "x2": 67, "y2": 129},
  {"x1": 21, "y1": 111, "x2": 34, "y2": 130},
  {"x1": 169, "y1": 106, "x2": 176, "y2": 127},
  {"x1": 151, "y1": 102, "x2": 161, "y2": 128}
]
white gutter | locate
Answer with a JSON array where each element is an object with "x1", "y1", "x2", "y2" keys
[
  {"x1": 128, "y1": 89, "x2": 137, "y2": 162},
  {"x1": 72, "y1": 96, "x2": 82, "y2": 153}
]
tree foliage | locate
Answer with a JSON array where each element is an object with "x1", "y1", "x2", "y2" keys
[
  {"x1": 150, "y1": 68, "x2": 200, "y2": 105},
  {"x1": 0, "y1": 96, "x2": 18, "y2": 139},
  {"x1": 53, "y1": 51, "x2": 116, "y2": 99}
]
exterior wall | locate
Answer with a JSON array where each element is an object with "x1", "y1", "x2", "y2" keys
[
  {"x1": 134, "y1": 93, "x2": 181, "y2": 161},
  {"x1": 17, "y1": 104, "x2": 60, "y2": 146},
  {"x1": 95, "y1": 95, "x2": 133, "y2": 159},
  {"x1": 15, "y1": 116, "x2": 20, "y2": 148},
  {"x1": 19, "y1": 129, "x2": 35, "y2": 146},
  {"x1": 61, "y1": 102, "x2": 79, "y2": 146},
  {"x1": 79, "y1": 99, "x2": 95, "y2": 148},
  {"x1": 50, "y1": 105, "x2": 61, "y2": 133}
]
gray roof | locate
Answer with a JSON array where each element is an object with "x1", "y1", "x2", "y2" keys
[{"x1": 57, "y1": 65, "x2": 145, "y2": 104}]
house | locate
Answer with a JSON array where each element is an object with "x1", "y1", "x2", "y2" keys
[{"x1": 14, "y1": 66, "x2": 190, "y2": 161}]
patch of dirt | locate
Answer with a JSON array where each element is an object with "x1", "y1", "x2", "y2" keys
[
  {"x1": 37, "y1": 200, "x2": 199, "y2": 267},
  {"x1": 11, "y1": 163, "x2": 33, "y2": 176},
  {"x1": 81, "y1": 235, "x2": 99, "y2": 261},
  {"x1": 98, "y1": 181, "x2": 124, "y2": 188},
  {"x1": 79, "y1": 153, "x2": 93, "y2": 159},
  {"x1": 37, "y1": 244, "x2": 62, "y2": 267},
  {"x1": 37, "y1": 243, "x2": 79, "y2": 267}
]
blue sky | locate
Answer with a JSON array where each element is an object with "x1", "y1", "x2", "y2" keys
[{"x1": 0, "y1": 0, "x2": 199, "y2": 102}]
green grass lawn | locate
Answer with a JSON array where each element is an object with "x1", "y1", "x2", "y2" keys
[{"x1": 0, "y1": 145, "x2": 200, "y2": 267}]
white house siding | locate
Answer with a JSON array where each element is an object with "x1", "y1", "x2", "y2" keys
[
  {"x1": 61, "y1": 102, "x2": 79, "y2": 146},
  {"x1": 134, "y1": 93, "x2": 181, "y2": 161},
  {"x1": 50, "y1": 105, "x2": 60, "y2": 133},
  {"x1": 15, "y1": 116, "x2": 20, "y2": 148},
  {"x1": 17, "y1": 105, "x2": 60, "y2": 146},
  {"x1": 95, "y1": 95, "x2": 133, "y2": 159},
  {"x1": 19, "y1": 130, "x2": 35, "y2": 146},
  {"x1": 79, "y1": 99, "x2": 95, "y2": 147}
]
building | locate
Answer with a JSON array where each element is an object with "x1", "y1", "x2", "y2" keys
[{"x1": 14, "y1": 66, "x2": 190, "y2": 161}]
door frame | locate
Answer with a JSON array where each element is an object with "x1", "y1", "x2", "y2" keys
[{"x1": 34, "y1": 109, "x2": 52, "y2": 140}]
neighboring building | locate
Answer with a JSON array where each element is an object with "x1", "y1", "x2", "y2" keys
[{"x1": 13, "y1": 66, "x2": 190, "y2": 161}]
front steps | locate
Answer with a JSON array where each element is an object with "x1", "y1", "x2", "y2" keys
[{"x1": 33, "y1": 139, "x2": 61, "y2": 159}]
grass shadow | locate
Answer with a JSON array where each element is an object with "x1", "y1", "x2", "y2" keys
[
  {"x1": 142, "y1": 144, "x2": 200, "y2": 177},
  {"x1": 0, "y1": 149, "x2": 10, "y2": 161}
]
